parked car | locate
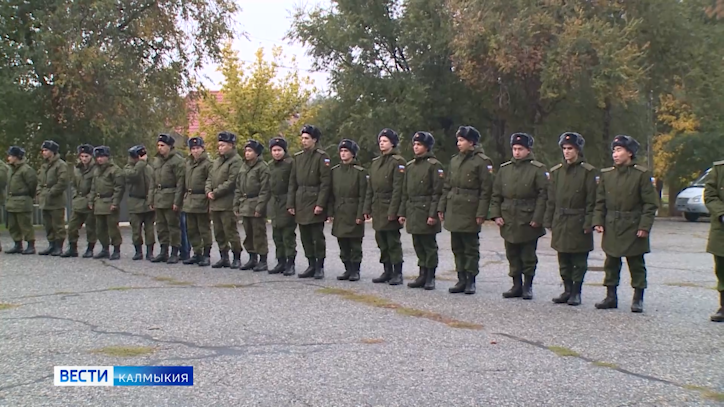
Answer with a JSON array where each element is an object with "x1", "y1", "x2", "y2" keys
[{"x1": 675, "y1": 168, "x2": 711, "y2": 222}]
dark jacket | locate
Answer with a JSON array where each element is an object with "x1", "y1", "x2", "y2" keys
[
  {"x1": 329, "y1": 159, "x2": 367, "y2": 238},
  {"x1": 364, "y1": 148, "x2": 406, "y2": 231},
  {"x1": 123, "y1": 159, "x2": 155, "y2": 214},
  {"x1": 37, "y1": 153, "x2": 69, "y2": 210},
  {"x1": 400, "y1": 152, "x2": 444, "y2": 235},
  {"x1": 206, "y1": 150, "x2": 243, "y2": 212},
  {"x1": 287, "y1": 146, "x2": 332, "y2": 225},
  {"x1": 268, "y1": 155, "x2": 295, "y2": 228}
]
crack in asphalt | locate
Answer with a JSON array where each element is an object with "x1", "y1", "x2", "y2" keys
[{"x1": 0, "y1": 374, "x2": 54, "y2": 392}]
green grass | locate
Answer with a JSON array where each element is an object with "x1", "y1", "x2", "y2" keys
[
  {"x1": 106, "y1": 286, "x2": 134, "y2": 291},
  {"x1": 592, "y1": 361, "x2": 618, "y2": 368},
  {"x1": 548, "y1": 346, "x2": 580, "y2": 357},
  {"x1": 0, "y1": 303, "x2": 20, "y2": 310}
]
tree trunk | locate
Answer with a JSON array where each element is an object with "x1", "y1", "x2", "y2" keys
[
  {"x1": 601, "y1": 97, "x2": 612, "y2": 167},
  {"x1": 667, "y1": 183, "x2": 679, "y2": 217},
  {"x1": 491, "y1": 117, "x2": 507, "y2": 164}
]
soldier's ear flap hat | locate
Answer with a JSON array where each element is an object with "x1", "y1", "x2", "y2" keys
[
  {"x1": 558, "y1": 132, "x2": 584, "y2": 150},
  {"x1": 412, "y1": 131, "x2": 435, "y2": 150},
  {"x1": 41, "y1": 140, "x2": 60, "y2": 154},
  {"x1": 377, "y1": 128, "x2": 399, "y2": 147},
  {"x1": 157, "y1": 133, "x2": 176, "y2": 147},
  {"x1": 8, "y1": 146, "x2": 25, "y2": 159},
  {"x1": 217, "y1": 131, "x2": 237, "y2": 144},
  {"x1": 300, "y1": 124, "x2": 321, "y2": 140},
  {"x1": 269, "y1": 136, "x2": 288, "y2": 152},
  {"x1": 187, "y1": 137, "x2": 204, "y2": 149},
  {"x1": 338, "y1": 139, "x2": 360, "y2": 157},
  {"x1": 128, "y1": 145, "x2": 147, "y2": 158},
  {"x1": 510, "y1": 132, "x2": 534, "y2": 149},
  {"x1": 77, "y1": 144, "x2": 94, "y2": 155},
  {"x1": 244, "y1": 139, "x2": 264, "y2": 156},
  {"x1": 456, "y1": 126, "x2": 481, "y2": 144},
  {"x1": 611, "y1": 135, "x2": 640, "y2": 158},
  {"x1": 93, "y1": 146, "x2": 111, "y2": 158}
]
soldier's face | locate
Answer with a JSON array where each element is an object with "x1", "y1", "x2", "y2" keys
[
  {"x1": 456, "y1": 137, "x2": 472, "y2": 152},
  {"x1": 96, "y1": 156, "x2": 109, "y2": 165},
  {"x1": 157, "y1": 142, "x2": 170, "y2": 155},
  {"x1": 190, "y1": 146, "x2": 204, "y2": 159},
  {"x1": 244, "y1": 147, "x2": 258, "y2": 161},
  {"x1": 300, "y1": 134, "x2": 315, "y2": 149},
  {"x1": 562, "y1": 145, "x2": 578, "y2": 162},
  {"x1": 339, "y1": 148, "x2": 353, "y2": 162},
  {"x1": 79, "y1": 153, "x2": 92, "y2": 165},
  {"x1": 512, "y1": 145, "x2": 530, "y2": 159},
  {"x1": 413, "y1": 141, "x2": 427, "y2": 156},
  {"x1": 378, "y1": 136, "x2": 392, "y2": 152},
  {"x1": 218, "y1": 141, "x2": 232, "y2": 155},
  {"x1": 7, "y1": 156, "x2": 17, "y2": 164},
  {"x1": 41, "y1": 149, "x2": 53, "y2": 159},
  {"x1": 612, "y1": 146, "x2": 632, "y2": 165},
  {"x1": 271, "y1": 146, "x2": 285, "y2": 160}
]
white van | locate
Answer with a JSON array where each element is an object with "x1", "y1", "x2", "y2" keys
[{"x1": 675, "y1": 168, "x2": 711, "y2": 222}]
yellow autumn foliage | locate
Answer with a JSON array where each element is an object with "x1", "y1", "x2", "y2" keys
[{"x1": 653, "y1": 92, "x2": 700, "y2": 181}]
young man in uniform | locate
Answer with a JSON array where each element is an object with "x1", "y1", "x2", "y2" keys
[
  {"x1": 329, "y1": 139, "x2": 367, "y2": 282},
  {"x1": 183, "y1": 137, "x2": 212, "y2": 266},
  {"x1": 364, "y1": 128, "x2": 407, "y2": 285},
  {"x1": 4, "y1": 146, "x2": 37, "y2": 254},
  {"x1": 593, "y1": 135, "x2": 658, "y2": 313},
  {"x1": 62, "y1": 144, "x2": 97, "y2": 258},
  {"x1": 235, "y1": 140, "x2": 271, "y2": 271},
  {"x1": 400, "y1": 131, "x2": 443, "y2": 291},
  {"x1": 0, "y1": 159, "x2": 7, "y2": 252},
  {"x1": 267, "y1": 136, "x2": 297, "y2": 275},
  {"x1": 491, "y1": 133, "x2": 548, "y2": 300},
  {"x1": 206, "y1": 131, "x2": 244, "y2": 268},
  {"x1": 37, "y1": 140, "x2": 69, "y2": 256},
  {"x1": 438, "y1": 126, "x2": 494, "y2": 294},
  {"x1": 151, "y1": 133, "x2": 185, "y2": 264},
  {"x1": 544, "y1": 132, "x2": 597, "y2": 306},
  {"x1": 704, "y1": 159, "x2": 724, "y2": 322},
  {"x1": 288, "y1": 124, "x2": 331, "y2": 279},
  {"x1": 124, "y1": 145, "x2": 156, "y2": 261},
  {"x1": 90, "y1": 146, "x2": 125, "y2": 260}
]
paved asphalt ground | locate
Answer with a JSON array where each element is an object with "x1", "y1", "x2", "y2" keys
[{"x1": 0, "y1": 218, "x2": 722, "y2": 406}]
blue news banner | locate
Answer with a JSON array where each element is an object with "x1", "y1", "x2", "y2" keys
[{"x1": 54, "y1": 366, "x2": 193, "y2": 386}]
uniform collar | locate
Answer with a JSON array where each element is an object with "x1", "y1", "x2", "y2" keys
[
  {"x1": 563, "y1": 156, "x2": 584, "y2": 169},
  {"x1": 512, "y1": 153, "x2": 535, "y2": 165},
  {"x1": 415, "y1": 151, "x2": 434, "y2": 161}
]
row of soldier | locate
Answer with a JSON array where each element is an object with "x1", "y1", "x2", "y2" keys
[{"x1": 0, "y1": 125, "x2": 700, "y2": 317}]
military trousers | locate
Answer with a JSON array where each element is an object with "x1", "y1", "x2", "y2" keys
[
  {"x1": 67, "y1": 210, "x2": 96, "y2": 244},
  {"x1": 211, "y1": 211, "x2": 242, "y2": 253},
  {"x1": 155, "y1": 208, "x2": 180, "y2": 247},
  {"x1": 186, "y1": 212, "x2": 212, "y2": 253},
  {"x1": 7, "y1": 212, "x2": 34, "y2": 242},
  {"x1": 714, "y1": 256, "x2": 724, "y2": 292},
  {"x1": 96, "y1": 212, "x2": 122, "y2": 247},
  {"x1": 299, "y1": 222, "x2": 325, "y2": 259},
  {"x1": 180, "y1": 212, "x2": 190, "y2": 258},
  {"x1": 242, "y1": 216, "x2": 268, "y2": 255},
  {"x1": 272, "y1": 225, "x2": 297, "y2": 259},
  {"x1": 557, "y1": 252, "x2": 589, "y2": 283},
  {"x1": 412, "y1": 234, "x2": 438, "y2": 268},
  {"x1": 129, "y1": 212, "x2": 155, "y2": 246},
  {"x1": 375, "y1": 230, "x2": 403, "y2": 264},
  {"x1": 603, "y1": 254, "x2": 647, "y2": 289},
  {"x1": 42, "y1": 209, "x2": 66, "y2": 242},
  {"x1": 451, "y1": 232, "x2": 479, "y2": 275},
  {"x1": 337, "y1": 237, "x2": 362, "y2": 263},
  {"x1": 505, "y1": 239, "x2": 539, "y2": 278}
]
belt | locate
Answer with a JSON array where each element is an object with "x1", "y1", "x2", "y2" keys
[
  {"x1": 376, "y1": 192, "x2": 393, "y2": 199},
  {"x1": 97, "y1": 193, "x2": 113, "y2": 198},
  {"x1": 558, "y1": 208, "x2": 585, "y2": 215},
  {"x1": 240, "y1": 193, "x2": 258, "y2": 198},
  {"x1": 508, "y1": 198, "x2": 536, "y2": 206},
  {"x1": 451, "y1": 187, "x2": 478, "y2": 196},
  {"x1": 408, "y1": 196, "x2": 432, "y2": 202},
  {"x1": 156, "y1": 184, "x2": 176, "y2": 189},
  {"x1": 8, "y1": 192, "x2": 30, "y2": 197},
  {"x1": 298, "y1": 185, "x2": 319, "y2": 192},
  {"x1": 338, "y1": 197, "x2": 360, "y2": 203},
  {"x1": 273, "y1": 193, "x2": 287, "y2": 199},
  {"x1": 186, "y1": 189, "x2": 206, "y2": 195},
  {"x1": 612, "y1": 210, "x2": 640, "y2": 218},
  {"x1": 129, "y1": 194, "x2": 147, "y2": 199}
]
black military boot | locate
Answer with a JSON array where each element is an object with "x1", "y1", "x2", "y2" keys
[
  {"x1": 212, "y1": 250, "x2": 230, "y2": 268},
  {"x1": 145, "y1": 244, "x2": 154, "y2": 261},
  {"x1": 269, "y1": 257, "x2": 286, "y2": 274},
  {"x1": 552, "y1": 279, "x2": 572, "y2": 304},
  {"x1": 464, "y1": 273, "x2": 476, "y2": 295},
  {"x1": 284, "y1": 257, "x2": 296, "y2": 276},
  {"x1": 424, "y1": 267, "x2": 436, "y2": 290},
  {"x1": 6, "y1": 241, "x2": 23, "y2": 254},
  {"x1": 631, "y1": 288, "x2": 645, "y2": 313},
  {"x1": 241, "y1": 253, "x2": 258, "y2": 270},
  {"x1": 389, "y1": 263, "x2": 403, "y2": 285},
  {"x1": 132, "y1": 245, "x2": 143, "y2": 260},
  {"x1": 109, "y1": 245, "x2": 121, "y2": 260},
  {"x1": 38, "y1": 241, "x2": 55, "y2": 256},
  {"x1": 408, "y1": 267, "x2": 426, "y2": 288},
  {"x1": 349, "y1": 262, "x2": 361, "y2": 282},
  {"x1": 167, "y1": 246, "x2": 180, "y2": 264},
  {"x1": 337, "y1": 261, "x2": 352, "y2": 280},
  {"x1": 522, "y1": 275, "x2": 534, "y2": 300},
  {"x1": 183, "y1": 251, "x2": 200, "y2": 265},
  {"x1": 711, "y1": 292, "x2": 724, "y2": 322},
  {"x1": 372, "y1": 262, "x2": 393, "y2": 283},
  {"x1": 314, "y1": 258, "x2": 325, "y2": 280},
  {"x1": 198, "y1": 247, "x2": 211, "y2": 267},
  {"x1": 151, "y1": 245, "x2": 169, "y2": 263},
  {"x1": 61, "y1": 242, "x2": 79, "y2": 258},
  {"x1": 449, "y1": 272, "x2": 467, "y2": 294},
  {"x1": 94, "y1": 246, "x2": 110, "y2": 259},
  {"x1": 51, "y1": 240, "x2": 63, "y2": 256},
  {"x1": 567, "y1": 281, "x2": 582, "y2": 306},
  {"x1": 298, "y1": 258, "x2": 316, "y2": 278},
  {"x1": 503, "y1": 275, "x2": 523, "y2": 298},
  {"x1": 230, "y1": 251, "x2": 242, "y2": 269},
  {"x1": 595, "y1": 286, "x2": 618, "y2": 309},
  {"x1": 83, "y1": 243, "x2": 96, "y2": 258},
  {"x1": 253, "y1": 255, "x2": 268, "y2": 272},
  {"x1": 22, "y1": 241, "x2": 35, "y2": 255}
]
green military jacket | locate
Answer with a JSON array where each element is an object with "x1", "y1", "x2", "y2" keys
[
  {"x1": 123, "y1": 159, "x2": 155, "y2": 214},
  {"x1": 438, "y1": 146, "x2": 494, "y2": 233},
  {"x1": 268, "y1": 155, "x2": 295, "y2": 228},
  {"x1": 705, "y1": 161, "x2": 724, "y2": 257},
  {"x1": 592, "y1": 160, "x2": 658, "y2": 257},
  {"x1": 287, "y1": 146, "x2": 331, "y2": 225},
  {"x1": 71, "y1": 161, "x2": 95, "y2": 213},
  {"x1": 37, "y1": 153, "x2": 69, "y2": 210},
  {"x1": 90, "y1": 160, "x2": 125, "y2": 215},
  {"x1": 183, "y1": 153, "x2": 211, "y2": 213},
  {"x1": 490, "y1": 153, "x2": 548, "y2": 243},
  {"x1": 0, "y1": 161, "x2": 8, "y2": 206},
  {"x1": 400, "y1": 152, "x2": 444, "y2": 235},
  {"x1": 543, "y1": 157, "x2": 597, "y2": 253},
  {"x1": 364, "y1": 148, "x2": 406, "y2": 231},
  {"x1": 206, "y1": 150, "x2": 243, "y2": 212},
  {"x1": 234, "y1": 157, "x2": 270, "y2": 217},
  {"x1": 152, "y1": 150, "x2": 184, "y2": 209},
  {"x1": 329, "y1": 159, "x2": 367, "y2": 238},
  {"x1": 6, "y1": 159, "x2": 37, "y2": 213}
]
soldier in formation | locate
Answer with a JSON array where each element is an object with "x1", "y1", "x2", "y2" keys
[
  {"x1": 124, "y1": 145, "x2": 156, "y2": 261},
  {"x1": 183, "y1": 137, "x2": 212, "y2": 266},
  {"x1": 5, "y1": 146, "x2": 37, "y2": 254},
  {"x1": 0, "y1": 159, "x2": 7, "y2": 252},
  {"x1": 62, "y1": 144, "x2": 96, "y2": 258},
  {"x1": 235, "y1": 140, "x2": 271, "y2": 271},
  {"x1": 705, "y1": 159, "x2": 724, "y2": 322},
  {"x1": 151, "y1": 133, "x2": 185, "y2": 264},
  {"x1": 37, "y1": 140, "x2": 69, "y2": 256},
  {"x1": 90, "y1": 146, "x2": 125, "y2": 260},
  {"x1": 267, "y1": 136, "x2": 296, "y2": 276}
]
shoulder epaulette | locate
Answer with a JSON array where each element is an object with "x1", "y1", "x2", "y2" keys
[
  {"x1": 315, "y1": 148, "x2": 327, "y2": 155},
  {"x1": 406, "y1": 159, "x2": 415, "y2": 166},
  {"x1": 331, "y1": 164, "x2": 340, "y2": 170},
  {"x1": 581, "y1": 162, "x2": 595, "y2": 171},
  {"x1": 266, "y1": 159, "x2": 274, "y2": 166},
  {"x1": 427, "y1": 157, "x2": 440, "y2": 164},
  {"x1": 714, "y1": 160, "x2": 724, "y2": 166},
  {"x1": 633, "y1": 164, "x2": 648, "y2": 172},
  {"x1": 475, "y1": 152, "x2": 491, "y2": 161},
  {"x1": 294, "y1": 151, "x2": 303, "y2": 156},
  {"x1": 284, "y1": 157, "x2": 293, "y2": 164},
  {"x1": 601, "y1": 167, "x2": 615, "y2": 173},
  {"x1": 550, "y1": 163, "x2": 563, "y2": 172},
  {"x1": 372, "y1": 156, "x2": 382, "y2": 161},
  {"x1": 531, "y1": 160, "x2": 545, "y2": 168},
  {"x1": 500, "y1": 161, "x2": 512, "y2": 167},
  {"x1": 392, "y1": 154, "x2": 405, "y2": 163},
  {"x1": 353, "y1": 165, "x2": 365, "y2": 171}
]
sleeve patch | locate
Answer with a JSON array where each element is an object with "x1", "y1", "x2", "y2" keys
[
  {"x1": 595, "y1": 176, "x2": 600, "y2": 184},
  {"x1": 437, "y1": 168, "x2": 444, "y2": 178},
  {"x1": 651, "y1": 177, "x2": 656, "y2": 187},
  {"x1": 398, "y1": 164, "x2": 405, "y2": 173},
  {"x1": 487, "y1": 165, "x2": 493, "y2": 173},
  {"x1": 545, "y1": 171, "x2": 550, "y2": 180},
  {"x1": 324, "y1": 158, "x2": 331, "y2": 167}
]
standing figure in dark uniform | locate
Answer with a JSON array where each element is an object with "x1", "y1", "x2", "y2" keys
[
  {"x1": 183, "y1": 137, "x2": 212, "y2": 266},
  {"x1": 124, "y1": 145, "x2": 156, "y2": 260},
  {"x1": 37, "y1": 140, "x2": 69, "y2": 256},
  {"x1": 62, "y1": 144, "x2": 97, "y2": 258},
  {"x1": 151, "y1": 133, "x2": 185, "y2": 264},
  {"x1": 267, "y1": 136, "x2": 297, "y2": 276}
]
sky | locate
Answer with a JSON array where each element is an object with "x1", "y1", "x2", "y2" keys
[{"x1": 198, "y1": 0, "x2": 331, "y2": 93}]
